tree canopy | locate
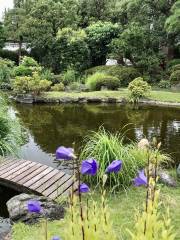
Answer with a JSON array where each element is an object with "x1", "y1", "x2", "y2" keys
[{"x1": 2, "y1": 0, "x2": 180, "y2": 77}]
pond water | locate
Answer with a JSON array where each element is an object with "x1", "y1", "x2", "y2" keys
[
  {"x1": 1, "y1": 103, "x2": 180, "y2": 219},
  {"x1": 13, "y1": 103, "x2": 180, "y2": 166}
]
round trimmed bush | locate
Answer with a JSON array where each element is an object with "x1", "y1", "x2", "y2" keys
[
  {"x1": 86, "y1": 72, "x2": 120, "y2": 91},
  {"x1": 170, "y1": 70, "x2": 180, "y2": 84},
  {"x1": 128, "y1": 77, "x2": 151, "y2": 102}
]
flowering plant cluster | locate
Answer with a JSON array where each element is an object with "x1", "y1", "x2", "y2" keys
[{"x1": 27, "y1": 145, "x2": 148, "y2": 240}]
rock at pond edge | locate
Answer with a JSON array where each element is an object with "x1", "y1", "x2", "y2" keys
[{"x1": 6, "y1": 194, "x2": 65, "y2": 224}]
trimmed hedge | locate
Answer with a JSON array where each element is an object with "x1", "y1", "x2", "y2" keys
[
  {"x1": 170, "y1": 70, "x2": 180, "y2": 84},
  {"x1": 85, "y1": 65, "x2": 140, "y2": 87},
  {"x1": 86, "y1": 72, "x2": 120, "y2": 91}
]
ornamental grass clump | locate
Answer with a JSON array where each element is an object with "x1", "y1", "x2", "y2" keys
[
  {"x1": 0, "y1": 96, "x2": 24, "y2": 156},
  {"x1": 80, "y1": 127, "x2": 169, "y2": 188}
]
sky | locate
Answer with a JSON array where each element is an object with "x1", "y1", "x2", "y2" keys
[{"x1": 0, "y1": 0, "x2": 13, "y2": 21}]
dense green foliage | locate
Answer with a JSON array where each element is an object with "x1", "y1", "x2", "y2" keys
[
  {"x1": 86, "y1": 72, "x2": 120, "y2": 90},
  {"x1": 86, "y1": 22, "x2": 120, "y2": 66},
  {"x1": 0, "y1": 96, "x2": 23, "y2": 155},
  {"x1": 13, "y1": 72, "x2": 52, "y2": 95},
  {"x1": 170, "y1": 70, "x2": 180, "y2": 84},
  {"x1": 0, "y1": 22, "x2": 5, "y2": 49},
  {"x1": 0, "y1": 58, "x2": 14, "y2": 89},
  {"x1": 86, "y1": 65, "x2": 140, "y2": 86},
  {"x1": 128, "y1": 77, "x2": 151, "y2": 102},
  {"x1": 51, "y1": 83, "x2": 65, "y2": 92},
  {"x1": 3, "y1": 0, "x2": 179, "y2": 79}
]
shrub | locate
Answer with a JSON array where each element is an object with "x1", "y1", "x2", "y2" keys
[
  {"x1": 170, "y1": 70, "x2": 180, "y2": 84},
  {"x1": 67, "y1": 82, "x2": 89, "y2": 92},
  {"x1": 85, "y1": 65, "x2": 140, "y2": 87},
  {"x1": 13, "y1": 56, "x2": 42, "y2": 77},
  {"x1": 107, "y1": 66, "x2": 141, "y2": 86},
  {"x1": 86, "y1": 72, "x2": 120, "y2": 91},
  {"x1": 128, "y1": 77, "x2": 151, "y2": 102},
  {"x1": 85, "y1": 65, "x2": 115, "y2": 75},
  {"x1": 0, "y1": 96, "x2": 24, "y2": 156},
  {"x1": 51, "y1": 83, "x2": 65, "y2": 91},
  {"x1": 80, "y1": 128, "x2": 168, "y2": 188},
  {"x1": 40, "y1": 68, "x2": 54, "y2": 82},
  {"x1": 62, "y1": 69, "x2": 77, "y2": 86},
  {"x1": 168, "y1": 59, "x2": 180, "y2": 69},
  {"x1": 13, "y1": 65, "x2": 33, "y2": 77},
  {"x1": 170, "y1": 64, "x2": 180, "y2": 73},
  {"x1": 13, "y1": 72, "x2": 52, "y2": 95},
  {"x1": 20, "y1": 56, "x2": 39, "y2": 67},
  {"x1": 0, "y1": 58, "x2": 14, "y2": 88},
  {"x1": 158, "y1": 80, "x2": 171, "y2": 89}
]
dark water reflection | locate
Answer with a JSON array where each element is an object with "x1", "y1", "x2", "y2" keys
[{"x1": 12, "y1": 103, "x2": 180, "y2": 166}]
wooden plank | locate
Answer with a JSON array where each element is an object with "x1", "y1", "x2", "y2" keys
[
  {"x1": 12, "y1": 163, "x2": 42, "y2": 183},
  {"x1": 59, "y1": 180, "x2": 79, "y2": 197},
  {"x1": 24, "y1": 167, "x2": 54, "y2": 188},
  {"x1": 6, "y1": 161, "x2": 37, "y2": 181},
  {"x1": 30, "y1": 169, "x2": 60, "y2": 191},
  {"x1": 0, "y1": 160, "x2": 19, "y2": 170},
  {"x1": 0, "y1": 160, "x2": 25, "y2": 175},
  {"x1": 43, "y1": 174, "x2": 72, "y2": 197},
  {"x1": 36, "y1": 171, "x2": 66, "y2": 193},
  {"x1": 17, "y1": 164, "x2": 48, "y2": 185},
  {"x1": 0, "y1": 161, "x2": 32, "y2": 178},
  {"x1": 48, "y1": 177, "x2": 75, "y2": 199}
]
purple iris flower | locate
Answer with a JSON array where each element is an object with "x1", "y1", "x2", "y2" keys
[
  {"x1": 133, "y1": 170, "x2": 147, "y2": 186},
  {"x1": 81, "y1": 158, "x2": 98, "y2": 175},
  {"x1": 52, "y1": 237, "x2": 61, "y2": 240},
  {"x1": 27, "y1": 200, "x2": 41, "y2": 213},
  {"x1": 56, "y1": 146, "x2": 75, "y2": 160},
  {"x1": 105, "y1": 160, "x2": 122, "y2": 173},
  {"x1": 79, "y1": 183, "x2": 90, "y2": 193}
]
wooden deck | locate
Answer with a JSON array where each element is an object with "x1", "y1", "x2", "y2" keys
[{"x1": 0, "y1": 159, "x2": 78, "y2": 200}]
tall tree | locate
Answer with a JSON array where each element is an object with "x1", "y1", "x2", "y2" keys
[
  {"x1": 110, "y1": 0, "x2": 178, "y2": 75},
  {"x1": 23, "y1": 0, "x2": 78, "y2": 65}
]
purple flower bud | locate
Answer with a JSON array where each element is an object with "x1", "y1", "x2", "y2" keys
[
  {"x1": 27, "y1": 200, "x2": 41, "y2": 213},
  {"x1": 79, "y1": 183, "x2": 90, "y2": 193},
  {"x1": 133, "y1": 170, "x2": 147, "y2": 186},
  {"x1": 81, "y1": 159, "x2": 98, "y2": 175},
  {"x1": 52, "y1": 236, "x2": 61, "y2": 240},
  {"x1": 105, "y1": 160, "x2": 122, "y2": 173},
  {"x1": 56, "y1": 146, "x2": 75, "y2": 160}
]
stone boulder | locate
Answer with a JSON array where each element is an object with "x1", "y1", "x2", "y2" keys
[
  {"x1": 158, "y1": 170, "x2": 177, "y2": 187},
  {"x1": 0, "y1": 218, "x2": 11, "y2": 240},
  {"x1": 6, "y1": 194, "x2": 65, "y2": 224}
]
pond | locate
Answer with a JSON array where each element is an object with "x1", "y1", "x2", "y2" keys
[{"x1": 14, "y1": 103, "x2": 180, "y2": 166}]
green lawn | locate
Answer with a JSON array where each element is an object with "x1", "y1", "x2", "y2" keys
[
  {"x1": 13, "y1": 183, "x2": 180, "y2": 240},
  {"x1": 43, "y1": 89, "x2": 180, "y2": 103}
]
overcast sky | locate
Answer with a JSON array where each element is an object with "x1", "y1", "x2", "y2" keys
[{"x1": 0, "y1": 0, "x2": 13, "y2": 21}]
